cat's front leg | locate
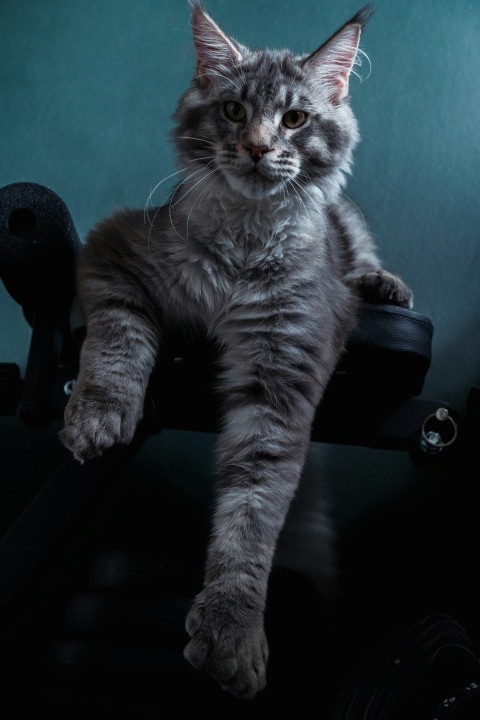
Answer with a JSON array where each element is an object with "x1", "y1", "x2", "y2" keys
[
  {"x1": 185, "y1": 583, "x2": 269, "y2": 699},
  {"x1": 344, "y1": 269, "x2": 413, "y2": 308},
  {"x1": 60, "y1": 306, "x2": 159, "y2": 463},
  {"x1": 183, "y1": 330, "x2": 328, "y2": 699}
]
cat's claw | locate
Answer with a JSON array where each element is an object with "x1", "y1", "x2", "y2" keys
[
  {"x1": 184, "y1": 592, "x2": 268, "y2": 700},
  {"x1": 59, "y1": 384, "x2": 142, "y2": 463}
]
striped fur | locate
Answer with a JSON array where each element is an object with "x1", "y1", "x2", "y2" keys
[{"x1": 60, "y1": 1, "x2": 411, "y2": 699}]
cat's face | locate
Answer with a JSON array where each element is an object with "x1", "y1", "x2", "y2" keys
[{"x1": 173, "y1": 4, "x2": 369, "y2": 202}]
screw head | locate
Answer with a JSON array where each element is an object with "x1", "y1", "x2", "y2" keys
[{"x1": 63, "y1": 380, "x2": 76, "y2": 397}]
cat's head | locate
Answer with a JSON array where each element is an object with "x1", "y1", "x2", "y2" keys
[{"x1": 173, "y1": 1, "x2": 372, "y2": 202}]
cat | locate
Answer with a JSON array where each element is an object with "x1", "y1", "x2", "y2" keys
[{"x1": 60, "y1": 0, "x2": 412, "y2": 700}]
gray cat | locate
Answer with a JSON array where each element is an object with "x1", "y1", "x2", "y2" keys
[{"x1": 60, "y1": 0, "x2": 412, "y2": 700}]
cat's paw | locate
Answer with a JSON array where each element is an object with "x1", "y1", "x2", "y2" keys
[
  {"x1": 346, "y1": 270, "x2": 413, "y2": 309},
  {"x1": 59, "y1": 383, "x2": 143, "y2": 463},
  {"x1": 184, "y1": 590, "x2": 268, "y2": 700}
]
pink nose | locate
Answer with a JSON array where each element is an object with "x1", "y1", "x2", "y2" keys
[{"x1": 244, "y1": 144, "x2": 271, "y2": 162}]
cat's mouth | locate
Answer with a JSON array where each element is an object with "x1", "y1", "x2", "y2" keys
[
  {"x1": 216, "y1": 153, "x2": 294, "y2": 199},
  {"x1": 222, "y1": 166, "x2": 286, "y2": 200},
  {"x1": 249, "y1": 163, "x2": 271, "y2": 177},
  {"x1": 240, "y1": 160, "x2": 288, "y2": 185},
  {"x1": 248, "y1": 155, "x2": 300, "y2": 185}
]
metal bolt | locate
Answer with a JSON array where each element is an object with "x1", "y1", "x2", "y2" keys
[
  {"x1": 435, "y1": 407, "x2": 449, "y2": 422},
  {"x1": 63, "y1": 379, "x2": 76, "y2": 397},
  {"x1": 422, "y1": 430, "x2": 443, "y2": 449}
]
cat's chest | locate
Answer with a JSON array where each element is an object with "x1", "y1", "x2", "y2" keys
[
  {"x1": 215, "y1": 226, "x2": 285, "y2": 275},
  {"x1": 206, "y1": 204, "x2": 308, "y2": 274},
  {"x1": 165, "y1": 200, "x2": 320, "y2": 320},
  {"x1": 192, "y1": 216, "x2": 308, "y2": 308}
]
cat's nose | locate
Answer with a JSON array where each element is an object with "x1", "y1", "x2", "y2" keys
[{"x1": 243, "y1": 144, "x2": 272, "y2": 163}]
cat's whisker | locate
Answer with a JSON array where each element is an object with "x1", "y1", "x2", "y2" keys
[
  {"x1": 298, "y1": 168, "x2": 313, "y2": 185},
  {"x1": 353, "y1": 48, "x2": 372, "y2": 82},
  {"x1": 167, "y1": 198, "x2": 186, "y2": 243},
  {"x1": 144, "y1": 159, "x2": 216, "y2": 228},
  {"x1": 171, "y1": 161, "x2": 218, "y2": 208},
  {"x1": 146, "y1": 200, "x2": 169, "y2": 249},
  {"x1": 293, "y1": 172, "x2": 329, "y2": 236},
  {"x1": 288, "y1": 177, "x2": 311, "y2": 223},
  {"x1": 162, "y1": 158, "x2": 217, "y2": 206},
  {"x1": 279, "y1": 179, "x2": 290, "y2": 209},
  {"x1": 144, "y1": 167, "x2": 192, "y2": 227},
  {"x1": 166, "y1": 162, "x2": 219, "y2": 240},
  {"x1": 178, "y1": 135, "x2": 216, "y2": 147},
  {"x1": 232, "y1": 62, "x2": 247, "y2": 90},
  {"x1": 145, "y1": 164, "x2": 201, "y2": 203},
  {"x1": 182, "y1": 155, "x2": 217, "y2": 167},
  {"x1": 146, "y1": 162, "x2": 216, "y2": 247},
  {"x1": 185, "y1": 169, "x2": 221, "y2": 242},
  {"x1": 198, "y1": 68, "x2": 241, "y2": 92}
]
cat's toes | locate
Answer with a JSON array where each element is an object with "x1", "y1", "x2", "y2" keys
[
  {"x1": 59, "y1": 424, "x2": 102, "y2": 463},
  {"x1": 347, "y1": 270, "x2": 413, "y2": 309},
  {"x1": 184, "y1": 594, "x2": 268, "y2": 700},
  {"x1": 184, "y1": 629, "x2": 268, "y2": 700},
  {"x1": 59, "y1": 384, "x2": 142, "y2": 462}
]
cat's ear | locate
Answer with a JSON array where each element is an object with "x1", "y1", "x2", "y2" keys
[
  {"x1": 190, "y1": 1, "x2": 244, "y2": 87},
  {"x1": 302, "y1": 6, "x2": 373, "y2": 103}
]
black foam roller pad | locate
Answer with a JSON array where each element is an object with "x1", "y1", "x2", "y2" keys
[{"x1": 0, "y1": 181, "x2": 80, "y2": 320}]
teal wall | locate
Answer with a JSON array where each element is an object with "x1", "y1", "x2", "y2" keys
[{"x1": 1, "y1": 1, "x2": 479, "y2": 532}]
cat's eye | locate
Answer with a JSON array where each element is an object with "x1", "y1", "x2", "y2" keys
[
  {"x1": 224, "y1": 101, "x2": 247, "y2": 122},
  {"x1": 282, "y1": 110, "x2": 308, "y2": 129}
]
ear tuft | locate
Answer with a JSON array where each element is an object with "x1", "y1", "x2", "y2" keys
[
  {"x1": 302, "y1": 6, "x2": 372, "y2": 103},
  {"x1": 190, "y1": 2, "x2": 243, "y2": 87},
  {"x1": 349, "y1": 5, "x2": 374, "y2": 29}
]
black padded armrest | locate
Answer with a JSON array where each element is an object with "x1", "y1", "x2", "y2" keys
[
  {"x1": 348, "y1": 303, "x2": 433, "y2": 359},
  {"x1": 336, "y1": 302, "x2": 433, "y2": 400},
  {"x1": 313, "y1": 303, "x2": 433, "y2": 444}
]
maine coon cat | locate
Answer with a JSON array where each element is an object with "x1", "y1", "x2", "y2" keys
[{"x1": 60, "y1": 0, "x2": 412, "y2": 700}]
